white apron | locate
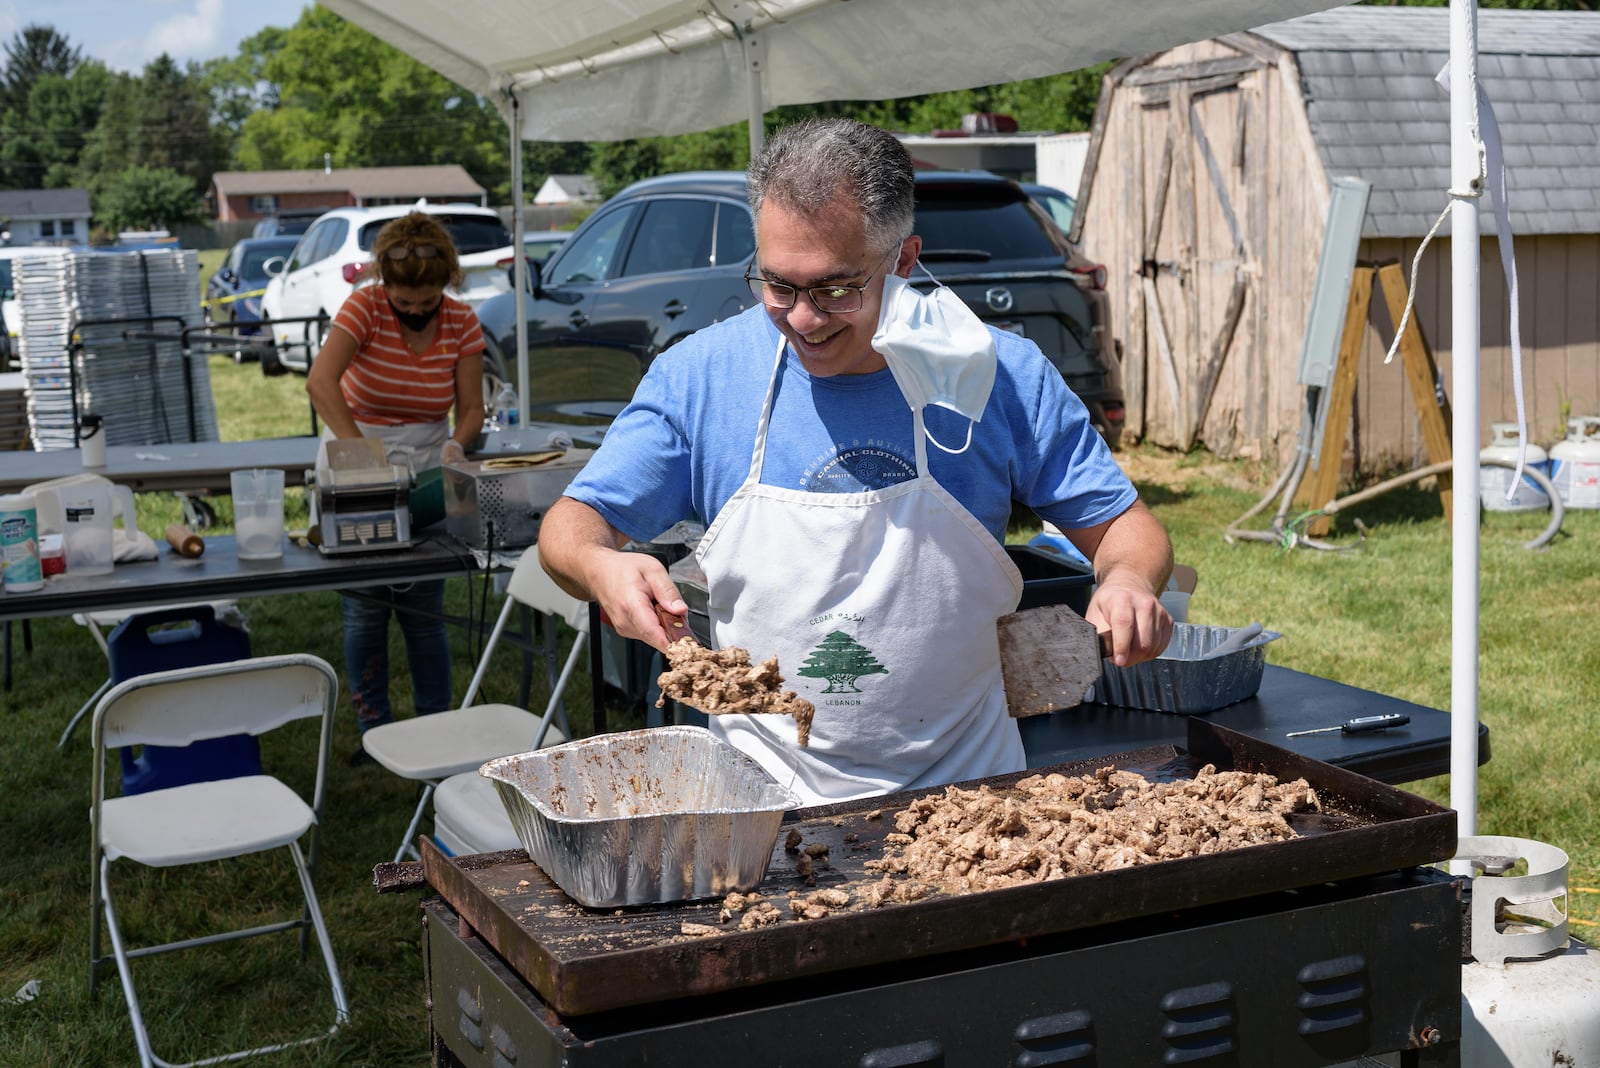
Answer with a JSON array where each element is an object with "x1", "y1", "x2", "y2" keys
[{"x1": 696, "y1": 336, "x2": 1025, "y2": 805}]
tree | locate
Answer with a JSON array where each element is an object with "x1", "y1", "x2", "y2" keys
[
  {"x1": 232, "y1": 6, "x2": 511, "y2": 199},
  {"x1": 0, "y1": 60, "x2": 109, "y2": 189},
  {"x1": 82, "y1": 55, "x2": 225, "y2": 199},
  {"x1": 0, "y1": 25, "x2": 86, "y2": 188},
  {"x1": 1, "y1": 25, "x2": 81, "y2": 117},
  {"x1": 796, "y1": 631, "x2": 889, "y2": 694},
  {"x1": 98, "y1": 166, "x2": 203, "y2": 231}
]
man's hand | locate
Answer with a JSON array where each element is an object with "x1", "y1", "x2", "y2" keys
[
  {"x1": 1063, "y1": 500, "x2": 1175, "y2": 667},
  {"x1": 584, "y1": 549, "x2": 690, "y2": 653},
  {"x1": 1085, "y1": 577, "x2": 1173, "y2": 667},
  {"x1": 538, "y1": 497, "x2": 688, "y2": 652},
  {"x1": 440, "y1": 439, "x2": 466, "y2": 465}
]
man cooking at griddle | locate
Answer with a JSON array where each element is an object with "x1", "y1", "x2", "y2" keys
[{"x1": 539, "y1": 118, "x2": 1174, "y2": 806}]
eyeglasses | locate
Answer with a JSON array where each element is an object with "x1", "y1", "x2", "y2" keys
[
  {"x1": 383, "y1": 244, "x2": 441, "y2": 261},
  {"x1": 744, "y1": 246, "x2": 899, "y2": 314}
]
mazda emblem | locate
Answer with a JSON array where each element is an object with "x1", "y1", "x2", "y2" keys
[{"x1": 985, "y1": 287, "x2": 1014, "y2": 313}]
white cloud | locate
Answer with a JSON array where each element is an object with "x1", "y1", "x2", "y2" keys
[{"x1": 141, "y1": 0, "x2": 225, "y2": 65}]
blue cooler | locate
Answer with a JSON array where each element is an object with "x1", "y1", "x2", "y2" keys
[{"x1": 107, "y1": 604, "x2": 259, "y2": 795}]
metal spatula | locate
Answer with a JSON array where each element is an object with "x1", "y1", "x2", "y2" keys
[{"x1": 996, "y1": 603, "x2": 1110, "y2": 717}]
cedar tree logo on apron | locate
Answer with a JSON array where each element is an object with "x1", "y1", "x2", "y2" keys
[{"x1": 796, "y1": 630, "x2": 889, "y2": 694}]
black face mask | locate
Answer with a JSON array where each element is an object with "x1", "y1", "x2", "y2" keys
[{"x1": 389, "y1": 299, "x2": 441, "y2": 332}]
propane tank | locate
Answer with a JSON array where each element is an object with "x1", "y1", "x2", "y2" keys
[
  {"x1": 1456, "y1": 836, "x2": 1600, "y2": 1067},
  {"x1": 1478, "y1": 423, "x2": 1549, "y2": 513},
  {"x1": 1547, "y1": 416, "x2": 1600, "y2": 510}
]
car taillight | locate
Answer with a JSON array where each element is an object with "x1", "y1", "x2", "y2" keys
[
  {"x1": 1070, "y1": 263, "x2": 1109, "y2": 290},
  {"x1": 341, "y1": 262, "x2": 367, "y2": 284}
]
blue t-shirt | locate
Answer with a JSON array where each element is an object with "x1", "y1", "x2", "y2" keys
[{"x1": 567, "y1": 305, "x2": 1135, "y2": 543}]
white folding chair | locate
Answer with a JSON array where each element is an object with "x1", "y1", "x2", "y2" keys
[
  {"x1": 89, "y1": 654, "x2": 350, "y2": 1068},
  {"x1": 361, "y1": 543, "x2": 587, "y2": 862}
]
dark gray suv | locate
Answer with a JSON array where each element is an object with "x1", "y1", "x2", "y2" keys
[{"x1": 474, "y1": 170, "x2": 1123, "y2": 445}]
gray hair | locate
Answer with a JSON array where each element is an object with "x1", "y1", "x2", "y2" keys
[{"x1": 747, "y1": 118, "x2": 915, "y2": 257}]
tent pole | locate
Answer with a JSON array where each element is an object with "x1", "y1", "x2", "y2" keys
[
  {"x1": 1448, "y1": 0, "x2": 1481, "y2": 841},
  {"x1": 742, "y1": 21, "x2": 766, "y2": 158},
  {"x1": 506, "y1": 89, "x2": 530, "y2": 420}
]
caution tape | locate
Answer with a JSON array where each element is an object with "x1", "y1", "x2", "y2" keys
[{"x1": 201, "y1": 286, "x2": 267, "y2": 310}]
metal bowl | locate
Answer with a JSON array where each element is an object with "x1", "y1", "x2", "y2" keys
[
  {"x1": 1090, "y1": 623, "x2": 1281, "y2": 714},
  {"x1": 480, "y1": 725, "x2": 800, "y2": 908}
]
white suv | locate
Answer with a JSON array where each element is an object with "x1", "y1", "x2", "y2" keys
[{"x1": 260, "y1": 201, "x2": 513, "y2": 373}]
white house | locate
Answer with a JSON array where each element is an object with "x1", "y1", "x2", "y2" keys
[
  {"x1": 533, "y1": 174, "x2": 600, "y2": 205},
  {"x1": 0, "y1": 189, "x2": 92, "y2": 246}
]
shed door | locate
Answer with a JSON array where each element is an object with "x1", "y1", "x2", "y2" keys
[{"x1": 1134, "y1": 64, "x2": 1263, "y2": 451}]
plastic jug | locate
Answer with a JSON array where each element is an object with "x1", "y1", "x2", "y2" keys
[
  {"x1": 60, "y1": 480, "x2": 135, "y2": 576},
  {"x1": 1549, "y1": 416, "x2": 1600, "y2": 510},
  {"x1": 1478, "y1": 422, "x2": 1549, "y2": 513},
  {"x1": 230, "y1": 468, "x2": 285, "y2": 560}
]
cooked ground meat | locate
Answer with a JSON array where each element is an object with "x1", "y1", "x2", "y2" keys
[
  {"x1": 656, "y1": 638, "x2": 815, "y2": 745},
  {"x1": 864, "y1": 764, "x2": 1320, "y2": 896}
]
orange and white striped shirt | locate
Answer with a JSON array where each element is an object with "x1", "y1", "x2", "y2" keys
[{"x1": 331, "y1": 286, "x2": 485, "y2": 426}]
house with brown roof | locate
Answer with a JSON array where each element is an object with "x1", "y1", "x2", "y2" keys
[{"x1": 209, "y1": 165, "x2": 488, "y2": 225}]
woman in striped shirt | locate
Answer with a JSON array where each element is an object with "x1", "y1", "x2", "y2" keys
[{"x1": 307, "y1": 212, "x2": 486, "y2": 750}]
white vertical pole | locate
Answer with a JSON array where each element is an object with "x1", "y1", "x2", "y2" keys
[
  {"x1": 743, "y1": 19, "x2": 766, "y2": 159},
  {"x1": 507, "y1": 90, "x2": 530, "y2": 419},
  {"x1": 1449, "y1": 0, "x2": 1481, "y2": 839}
]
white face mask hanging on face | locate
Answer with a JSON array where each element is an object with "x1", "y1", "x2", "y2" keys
[{"x1": 872, "y1": 268, "x2": 997, "y2": 455}]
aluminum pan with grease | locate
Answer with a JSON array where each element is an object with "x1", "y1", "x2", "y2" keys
[{"x1": 481, "y1": 725, "x2": 801, "y2": 908}]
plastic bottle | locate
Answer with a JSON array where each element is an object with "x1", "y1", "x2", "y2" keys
[
  {"x1": 1548, "y1": 416, "x2": 1600, "y2": 510},
  {"x1": 493, "y1": 382, "x2": 520, "y2": 429},
  {"x1": 1478, "y1": 422, "x2": 1549, "y2": 512}
]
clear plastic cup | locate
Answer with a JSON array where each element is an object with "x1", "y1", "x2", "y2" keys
[{"x1": 231, "y1": 468, "x2": 285, "y2": 560}]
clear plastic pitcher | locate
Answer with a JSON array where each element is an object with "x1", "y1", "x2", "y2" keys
[
  {"x1": 231, "y1": 468, "x2": 285, "y2": 560},
  {"x1": 60, "y1": 481, "x2": 135, "y2": 577}
]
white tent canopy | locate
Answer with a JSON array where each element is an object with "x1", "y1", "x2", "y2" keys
[
  {"x1": 318, "y1": 0, "x2": 1492, "y2": 837},
  {"x1": 320, "y1": 0, "x2": 1356, "y2": 144}
]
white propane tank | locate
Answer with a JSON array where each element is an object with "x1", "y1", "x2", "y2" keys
[
  {"x1": 1456, "y1": 836, "x2": 1600, "y2": 1067},
  {"x1": 1547, "y1": 416, "x2": 1600, "y2": 510},
  {"x1": 1479, "y1": 423, "x2": 1550, "y2": 513}
]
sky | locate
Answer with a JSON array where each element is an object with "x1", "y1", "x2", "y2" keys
[{"x1": 3, "y1": 0, "x2": 314, "y2": 73}]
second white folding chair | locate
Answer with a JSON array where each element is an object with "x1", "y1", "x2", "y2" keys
[
  {"x1": 361, "y1": 544, "x2": 588, "y2": 862},
  {"x1": 89, "y1": 653, "x2": 349, "y2": 1068}
]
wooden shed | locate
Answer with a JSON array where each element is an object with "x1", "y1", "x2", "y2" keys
[{"x1": 1073, "y1": 6, "x2": 1600, "y2": 473}]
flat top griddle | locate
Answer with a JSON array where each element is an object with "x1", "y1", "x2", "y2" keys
[{"x1": 417, "y1": 720, "x2": 1455, "y2": 1017}]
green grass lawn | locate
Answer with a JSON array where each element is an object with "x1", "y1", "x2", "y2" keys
[{"x1": 2, "y1": 297, "x2": 1596, "y2": 1063}]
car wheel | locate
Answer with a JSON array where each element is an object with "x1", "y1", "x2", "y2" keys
[
  {"x1": 260, "y1": 341, "x2": 289, "y2": 377},
  {"x1": 181, "y1": 494, "x2": 217, "y2": 530}
]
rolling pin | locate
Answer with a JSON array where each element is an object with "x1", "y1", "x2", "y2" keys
[{"x1": 165, "y1": 522, "x2": 205, "y2": 558}]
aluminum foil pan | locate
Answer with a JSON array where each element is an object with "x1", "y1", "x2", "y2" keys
[
  {"x1": 1089, "y1": 623, "x2": 1281, "y2": 715},
  {"x1": 480, "y1": 725, "x2": 800, "y2": 908}
]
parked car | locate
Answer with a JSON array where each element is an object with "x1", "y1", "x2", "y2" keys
[
  {"x1": 1022, "y1": 182, "x2": 1077, "y2": 235},
  {"x1": 252, "y1": 210, "x2": 325, "y2": 239},
  {"x1": 260, "y1": 202, "x2": 514, "y2": 374},
  {"x1": 473, "y1": 170, "x2": 1124, "y2": 445},
  {"x1": 203, "y1": 236, "x2": 300, "y2": 363}
]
